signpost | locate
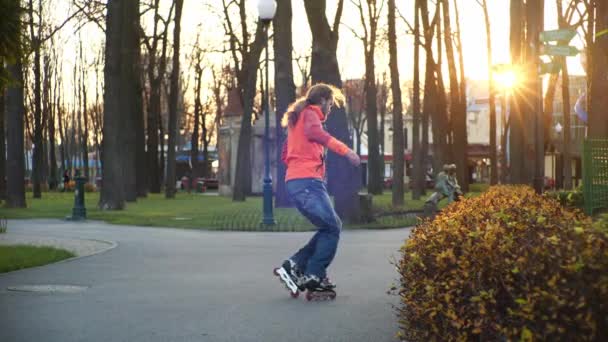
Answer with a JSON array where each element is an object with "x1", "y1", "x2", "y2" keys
[
  {"x1": 541, "y1": 45, "x2": 579, "y2": 57},
  {"x1": 539, "y1": 28, "x2": 576, "y2": 43},
  {"x1": 538, "y1": 28, "x2": 579, "y2": 74},
  {"x1": 535, "y1": 28, "x2": 579, "y2": 193}
]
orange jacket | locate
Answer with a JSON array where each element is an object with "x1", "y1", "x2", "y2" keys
[{"x1": 281, "y1": 105, "x2": 349, "y2": 182}]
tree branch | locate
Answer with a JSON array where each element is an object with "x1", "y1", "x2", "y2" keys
[
  {"x1": 41, "y1": 7, "x2": 85, "y2": 44},
  {"x1": 333, "y1": 0, "x2": 345, "y2": 36}
]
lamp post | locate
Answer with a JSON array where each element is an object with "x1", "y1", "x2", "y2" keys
[
  {"x1": 258, "y1": 0, "x2": 276, "y2": 226},
  {"x1": 554, "y1": 122, "x2": 563, "y2": 189}
]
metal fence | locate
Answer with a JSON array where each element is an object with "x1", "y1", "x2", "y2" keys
[{"x1": 583, "y1": 139, "x2": 608, "y2": 215}]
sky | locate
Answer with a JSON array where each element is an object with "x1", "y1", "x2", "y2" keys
[{"x1": 51, "y1": 0, "x2": 588, "y2": 108}]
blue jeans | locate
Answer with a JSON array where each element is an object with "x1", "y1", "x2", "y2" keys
[{"x1": 286, "y1": 178, "x2": 342, "y2": 280}]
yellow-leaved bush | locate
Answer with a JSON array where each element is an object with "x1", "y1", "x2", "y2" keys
[{"x1": 397, "y1": 185, "x2": 608, "y2": 341}]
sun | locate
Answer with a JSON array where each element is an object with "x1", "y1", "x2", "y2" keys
[{"x1": 494, "y1": 69, "x2": 518, "y2": 91}]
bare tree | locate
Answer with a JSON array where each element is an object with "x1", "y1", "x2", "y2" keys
[
  {"x1": 304, "y1": 0, "x2": 362, "y2": 222},
  {"x1": 509, "y1": 0, "x2": 525, "y2": 184},
  {"x1": 190, "y1": 36, "x2": 205, "y2": 180},
  {"x1": 27, "y1": 0, "x2": 45, "y2": 198},
  {"x1": 99, "y1": 0, "x2": 140, "y2": 210},
  {"x1": 441, "y1": 0, "x2": 467, "y2": 191},
  {"x1": 476, "y1": 0, "x2": 497, "y2": 184},
  {"x1": 78, "y1": 40, "x2": 90, "y2": 181},
  {"x1": 349, "y1": 0, "x2": 384, "y2": 195},
  {"x1": 419, "y1": 0, "x2": 447, "y2": 178},
  {"x1": 0, "y1": 90, "x2": 5, "y2": 199},
  {"x1": 24, "y1": 0, "x2": 82, "y2": 198},
  {"x1": 45, "y1": 51, "x2": 58, "y2": 189},
  {"x1": 344, "y1": 79, "x2": 366, "y2": 156},
  {"x1": 6, "y1": 61, "x2": 26, "y2": 208},
  {"x1": 588, "y1": 1, "x2": 608, "y2": 138},
  {"x1": 378, "y1": 74, "x2": 388, "y2": 161},
  {"x1": 526, "y1": 0, "x2": 544, "y2": 192},
  {"x1": 221, "y1": 0, "x2": 267, "y2": 201},
  {"x1": 273, "y1": 0, "x2": 296, "y2": 208},
  {"x1": 388, "y1": 0, "x2": 404, "y2": 205},
  {"x1": 141, "y1": 0, "x2": 174, "y2": 193},
  {"x1": 294, "y1": 54, "x2": 311, "y2": 92},
  {"x1": 165, "y1": 0, "x2": 184, "y2": 199}
]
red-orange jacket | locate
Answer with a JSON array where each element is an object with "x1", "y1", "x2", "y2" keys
[{"x1": 281, "y1": 105, "x2": 349, "y2": 182}]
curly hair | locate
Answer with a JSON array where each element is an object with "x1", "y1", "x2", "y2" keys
[{"x1": 281, "y1": 83, "x2": 345, "y2": 128}]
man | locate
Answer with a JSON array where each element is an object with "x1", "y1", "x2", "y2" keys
[
  {"x1": 274, "y1": 83, "x2": 360, "y2": 299},
  {"x1": 426, "y1": 164, "x2": 463, "y2": 206}
]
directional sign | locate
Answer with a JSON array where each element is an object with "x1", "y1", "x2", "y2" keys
[
  {"x1": 539, "y1": 62, "x2": 561, "y2": 75},
  {"x1": 540, "y1": 28, "x2": 576, "y2": 42},
  {"x1": 541, "y1": 45, "x2": 579, "y2": 57}
]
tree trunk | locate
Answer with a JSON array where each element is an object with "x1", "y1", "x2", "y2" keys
[
  {"x1": 525, "y1": 0, "x2": 544, "y2": 193},
  {"x1": 100, "y1": 0, "x2": 139, "y2": 210},
  {"x1": 442, "y1": 0, "x2": 467, "y2": 190},
  {"x1": 304, "y1": 0, "x2": 360, "y2": 222},
  {"x1": 388, "y1": 0, "x2": 404, "y2": 206},
  {"x1": 420, "y1": 0, "x2": 443, "y2": 176},
  {"x1": 191, "y1": 67, "x2": 202, "y2": 181},
  {"x1": 509, "y1": 0, "x2": 525, "y2": 184},
  {"x1": 165, "y1": 0, "x2": 184, "y2": 199},
  {"x1": 500, "y1": 93, "x2": 508, "y2": 183},
  {"x1": 148, "y1": 78, "x2": 161, "y2": 193},
  {"x1": 365, "y1": 52, "x2": 381, "y2": 194},
  {"x1": 133, "y1": 28, "x2": 147, "y2": 198},
  {"x1": 273, "y1": 0, "x2": 296, "y2": 207},
  {"x1": 556, "y1": 1, "x2": 571, "y2": 190},
  {"x1": 145, "y1": 1, "x2": 172, "y2": 194},
  {"x1": 360, "y1": 0, "x2": 382, "y2": 196},
  {"x1": 202, "y1": 111, "x2": 210, "y2": 178},
  {"x1": 0, "y1": 91, "x2": 6, "y2": 199},
  {"x1": 6, "y1": 62, "x2": 26, "y2": 207},
  {"x1": 588, "y1": 0, "x2": 608, "y2": 138},
  {"x1": 28, "y1": 0, "x2": 43, "y2": 199},
  {"x1": 480, "y1": 0, "x2": 497, "y2": 185},
  {"x1": 232, "y1": 22, "x2": 266, "y2": 201},
  {"x1": 412, "y1": 0, "x2": 423, "y2": 200},
  {"x1": 58, "y1": 101, "x2": 66, "y2": 175},
  {"x1": 48, "y1": 100, "x2": 57, "y2": 190},
  {"x1": 454, "y1": 0, "x2": 469, "y2": 189},
  {"x1": 80, "y1": 57, "x2": 90, "y2": 181}
]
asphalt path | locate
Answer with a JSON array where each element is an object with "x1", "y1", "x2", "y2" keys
[{"x1": 0, "y1": 219, "x2": 411, "y2": 342}]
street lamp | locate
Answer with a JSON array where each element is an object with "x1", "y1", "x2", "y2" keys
[
  {"x1": 554, "y1": 122, "x2": 563, "y2": 189},
  {"x1": 258, "y1": 0, "x2": 276, "y2": 226}
]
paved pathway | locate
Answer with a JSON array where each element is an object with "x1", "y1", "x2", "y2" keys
[{"x1": 0, "y1": 219, "x2": 410, "y2": 342}]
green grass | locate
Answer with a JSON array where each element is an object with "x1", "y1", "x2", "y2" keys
[
  {"x1": 0, "y1": 188, "x2": 486, "y2": 231},
  {"x1": 0, "y1": 245, "x2": 75, "y2": 273}
]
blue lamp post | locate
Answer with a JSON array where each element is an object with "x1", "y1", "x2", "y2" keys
[{"x1": 258, "y1": 0, "x2": 276, "y2": 226}]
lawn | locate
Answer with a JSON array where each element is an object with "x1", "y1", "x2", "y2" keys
[
  {"x1": 0, "y1": 186, "x2": 487, "y2": 231},
  {"x1": 0, "y1": 245, "x2": 75, "y2": 273}
]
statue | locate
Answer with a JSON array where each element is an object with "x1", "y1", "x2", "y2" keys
[{"x1": 424, "y1": 164, "x2": 464, "y2": 217}]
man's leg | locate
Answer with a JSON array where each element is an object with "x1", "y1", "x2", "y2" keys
[
  {"x1": 289, "y1": 232, "x2": 319, "y2": 273},
  {"x1": 301, "y1": 183, "x2": 342, "y2": 281}
]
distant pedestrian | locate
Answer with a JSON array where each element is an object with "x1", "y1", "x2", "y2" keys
[{"x1": 63, "y1": 170, "x2": 70, "y2": 192}]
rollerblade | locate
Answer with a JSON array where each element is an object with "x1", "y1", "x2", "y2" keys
[
  {"x1": 302, "y1": 275, "x2": 337, "y2": 302},
  {"x1": 273, "y1": 259, "x2": 303, "y2": 298}
]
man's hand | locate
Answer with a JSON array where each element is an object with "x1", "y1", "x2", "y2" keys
[{"x1": 345, "y1": 150, "x2": 361, "y2": 166}]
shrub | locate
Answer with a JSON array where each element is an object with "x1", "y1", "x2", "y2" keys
[
  {"x1": 469, "y1": 183, "x2": 490, "y2": 193},
  {"x1": 397, "y1": 185, "x2": 608, "y2": 341},
  {"x1": 545, "y1": 188, "x2": 584, "y2": 209}
]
